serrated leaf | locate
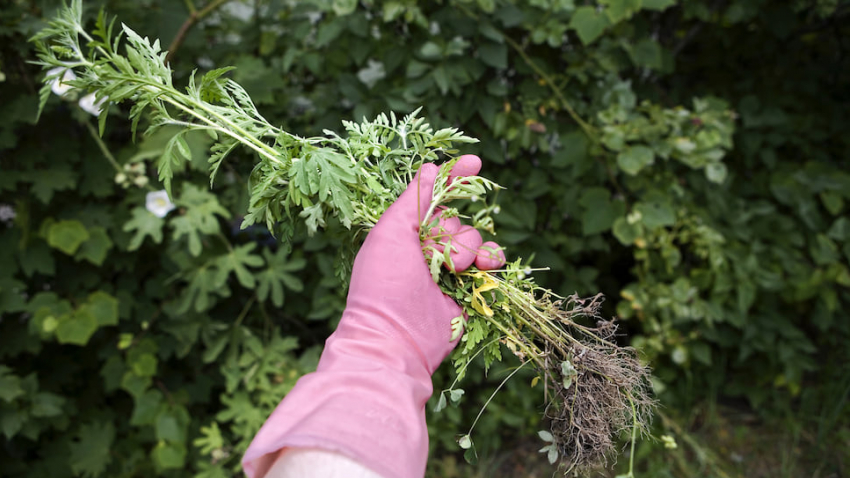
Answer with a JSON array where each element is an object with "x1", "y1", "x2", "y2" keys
[
  {"x1": 75, "y1": 227, "x2": 114, "y2": 265},
  {"x1": 193, "y1": 422, "x2": 225, "y2": 455},
  {"x1": 256, "y1": 248, "x2": 305, "y2": 307},
  {"x1": 47, "y1": 220, "x2": 90, "y2": 255},
  {"x1": 69, "y1": 421, "x2": 115, "y2": 478},
  {"x1": 123, "y1": 207, "x2": 165, "y2": 251},
  {"x1": 31, "y1": 392, "x2": 65, "y2": 417},
  {"x1": 130, "y1": 389, "x2": 163, "y2": 426},
  {"x1": 213, "y1": 243, "x2": 264, "y2": 288},
  {"x1": 0, "y1": 367, "x2": 24, "y2": 403},
  {"x1": 617, "y1": 145, "x2": 655, "y2": 175},
  {"x1": 172, "y1": 184, "x2": 231, "y2": 256},
  {"x1": 56, "y1": 308, "x2": 98, "y2": 345},
  {"x1": 82, "y1": 291, "x2": 119, "y2": 327}
]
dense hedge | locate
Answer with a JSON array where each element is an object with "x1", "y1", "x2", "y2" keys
[{"x1": 1, "y1": 0, "x2": 848, "y2": 476}]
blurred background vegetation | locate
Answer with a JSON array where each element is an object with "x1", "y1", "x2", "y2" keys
[{"x1": 1, "y1": 0, "x2": 848, "y2": 477}]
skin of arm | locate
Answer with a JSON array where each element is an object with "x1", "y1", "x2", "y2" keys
[{"x1": 265, "y1": 449, "x2": 383, "y2": 478}]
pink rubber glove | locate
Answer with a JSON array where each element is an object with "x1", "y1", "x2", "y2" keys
[{"x1": 242, "y1": 156, "x2": 505, "y2": 478}]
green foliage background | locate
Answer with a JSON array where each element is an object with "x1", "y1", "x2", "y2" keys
[{"x1": 1, "y1": 0, "x2": 848, "y2": 476}]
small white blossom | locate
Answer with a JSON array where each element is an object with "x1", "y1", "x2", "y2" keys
[
  {"x1": 78, "y1": 93, "x2": 107, "y2": 116},
  {"x1": 146, "y1": 190, "x2": 176, "y2": 218},
  {"x1": 0, "y1": 204, "x2": 16, "y2": 223},
  {"x1": 47, "y1": 67, "x2": 77, "y2": 96}
]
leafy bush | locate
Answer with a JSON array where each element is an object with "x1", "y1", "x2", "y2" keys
[{"x1": 1, "y1": 0, "x2": 847, "y2": 477}]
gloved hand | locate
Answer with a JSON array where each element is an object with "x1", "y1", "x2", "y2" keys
[{"x1": 242, "y1": 155, "x2": 505, "y2": 478}]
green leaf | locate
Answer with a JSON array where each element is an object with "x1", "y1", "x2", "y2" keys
[
  {"x1": 29, "y1": 166, "x2": 76, "y2": 203},
  {"x1": 155, "y1": 409, "x2": 186, "y2": 443},
  {"x1": 130, "y1": 389, "x2": 163, "y2": 426},
  {"x1": 579, "y1": 188, "x2": 625, "y2": 235},
  {"x1": 332, "y1": 0, "x2": 358, "y2": 15},
  {"x1": 458, "y1": 434, "x2": 473, "y2": 449},
  {"x1": 706, "y1": 163, "x2": 728, "y2": 183},
  {"x1": 82, "y1": 291, "x2": 119, "y2": 326},
  {"x1": 123, "y1": 207, "x2": 165, "y2": 251},
  {"x1": 213, "y1": 243, "x2": 264, "y2": 289},
  {"x1": 433, "y1": 392, "x2": 447, "y2": 412},
  {"x1": 75, "y1": 227, "x2": 114, "y2": 265},
  {"x1": 641, "y1": 0, "x2": 676, "y2": 11},
  {"x1": 449, "y1": 389, "x2": 465, "y2": 403},
  {"x1": 561, "y1": 360, "x2": 578, "y2": 388},
  {"x1": 617, "y1": 145, "x2": 655, "y2": 175},
  {"x1": 69, "y1": 421, "x2": 115, "y2": 478},
  {"x1": 630, "y1": 38, "x2": 663, "y2": 69},
  {"x1": 121, "y1": 371, "x2": 151, "y2": 398},
  {"x1": 820, "y1": 191, "x2": 844, "y2": 215},
  {"x1": 130, "y1": 353, "x2": 158, "y2": 377},
  {"x1": 152, "y1": 440, "x2": 186, "y2": 470},
  {"x1": 56, "y1": 308, "x2": 99, "y2": 346},
  {"x1": 569, "y1": 6, "x2": 610, "y2": 45},
  {"x1": 0, "y1": 367, "x2": 24, "y2": 403},
  {"x1": 194, "y1": 422, "x2": 225, "y2": 455},
  {"x1": 690, "y1": 342, "x2": 712, "y2": 365},
  {"x1": 635, "y1": 192, "x2": 676, "y2": 228},
  {"x1": 172, "y1": 184, "x2": 231, "y2": 256},
  {"x1": 551, "y1": 130, "x2": 589, "y2": 168},
  {"x1": 30, "y1": 392, "x2": 65, "y2": 417},
  {"x1": 433, "y1": 65, "x2": 450, "y2": 94},
  {"x1": 603, "y1": 0, "x2": 641, "y2": 23},
  {"x1": 479, "y1": 42, "x2": 508, "y2": 69},
  {"x1": 1, "y1": 409, "x2": 25, "y2": 439},
  {"x1": 47, "y1": 220, "x2": 90, "y2": 255},
  {"x1": 256, "y1": 249, "x2": 306, "y2": 307},
  {"x1": 612, "y1": 217, "x2": 640, "y2": 245},
  {"x1": 538, "y1": 430, "x2": 554, "y2": 442},
  {"x1": 419, "y1": 41, "x2": 442, "y2": 60}
]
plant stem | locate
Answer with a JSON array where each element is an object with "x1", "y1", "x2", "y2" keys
[
  {"x1": 83, "y1": 120, "x2": 157, "y2": 192},
  {"x1": 467, "y1": 360, "x2": 531, "y2": 436},
  {"x1": 166, "y1": 0, "x2": 232, "y2": 63}
]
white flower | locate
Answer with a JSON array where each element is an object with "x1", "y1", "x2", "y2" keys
[
  {"x1": 146, "y1": 190, "x2": 176, "y2": 218},
  {"x1": 78, "y1": 93, "x2": 107, "y2": 116},
  {"x1": 0, "y1": 204, "x2": 16, "y2": 222},
  {"x1": 47, "y1": 67, "x2": 77, "y2": 96}
]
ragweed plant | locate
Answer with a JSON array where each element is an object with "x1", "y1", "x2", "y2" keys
[{"x1": 32, "y1": 1, "x2": 653, "y2": 473}]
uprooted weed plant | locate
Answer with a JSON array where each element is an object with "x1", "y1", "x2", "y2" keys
[{"x1": 31, "y1": 0, "x2": 654, "y2": 473}]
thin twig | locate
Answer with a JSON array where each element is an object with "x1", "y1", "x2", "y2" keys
[{"x1": 166, "y1": 0, "x2": 231, "y2": 63}]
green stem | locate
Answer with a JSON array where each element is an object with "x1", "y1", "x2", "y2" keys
[
  {"x1": 83, "y1": 120, "x2": 156, "y2": 191},
  {"x1": 627, "y1": 392, "x2": 637, "y2": 478},
  {"x1": 501, "y1": 35, "x2": 597, "y2": 139},
  {"x1": 467, "y1": 360, "x2": 531, "y2": 436},
  {"x1": 183, "y1": 0, "x2": 197, "y2": 14},
  {"x1": 446, "y1": 336, "x2": 505, "y2": 390}
]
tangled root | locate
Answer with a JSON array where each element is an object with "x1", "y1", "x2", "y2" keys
[{"x1": 536, "y1": 295, "x2": 655, "y2": 474}]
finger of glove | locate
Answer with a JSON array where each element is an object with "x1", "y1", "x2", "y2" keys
[
  {"x1": 448, "y1": 154, "x2": 482, "y2": 186},
  {"x1": 381, "y1": 163, "x2": 439, "y2": 232},
  {"x1": 445, "y1": 225, "x2": 483, "y2": 272},
  {"x1": 426, "y1": 206, "x2": 462, "y2": 244},
  {"x1": 475, "y1": 241, "x2": 507, "y2": 270}
]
